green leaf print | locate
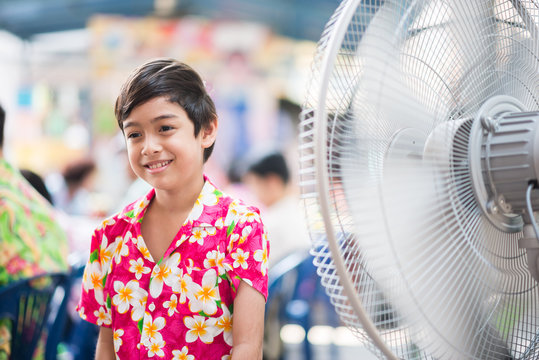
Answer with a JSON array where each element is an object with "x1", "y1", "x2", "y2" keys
[
  {"x1": 213, "y1": 189, "x2": 223, "y2": 197},
  {"x1": 102, "y1": 273, "x2": 108, "y2": 288},
  {"x1": 125, "y1": 209, "x2": 135, "y2": 218},
  {"x1": 89, "y1": 249, "x2": 99, "y2": 263},
  {"x1": 106, "y1": 294, "x2": 112, "y2": 308},
  {"x1": 226, "y1": 221, "x2": 236, "y2": 237},
  {"x1": 138, "y1": 318, "x2": 144, "y2": 334}
]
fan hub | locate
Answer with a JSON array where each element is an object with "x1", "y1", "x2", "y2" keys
[{"x1": 468, "y1": 95, "x2": 539, "y2": 232}]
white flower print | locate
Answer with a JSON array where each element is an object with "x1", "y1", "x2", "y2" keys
[
  {"x1": 185, "y1": 258, "x2": 201, "y2": 274},
  {"x1": 139, "y1": 244, "x2": 152, "y2": 261},
  {"x1": 94, "y1": 306, "x2": 111, "y2": 326},
  {"x1": 131, "y1": 290, "x2": 148, "y2": 322},
  {"x1": 215, "y1": 304, "x2": 233, "y2": 346},
  {"x1": 231, "y1": 248, "x2": 249, "y2": 270},
  {"x1": 227, "y1": 233, "x2": 240, "y2": 253},
  {"x1": 142, "y1": 314, "x2": 166, "y2": 348},
  {"x1": 175, "y1": 234, "x2": 189, "y2": 248},
  {"x1": 224, "y1": 202, "x2": 240, "y2": 227},
  {"x1": 254, "y1": 234, "x2": 269, "y2": 276},
  {"x1": 239, "y1": 209, "x2": 260, "y2": 224},
  {"x1": 99, "y1": 235, "x2": 116, "y2": 272},
  {"x1": 78, "y1": 307, "x2": 87, "y2": 320},
  {"x1": 214, "y1": 217, "x2": 224, "y2": 229},
  {"x1": 239, "y1": 225, "x2": 252, "y2": 245},
  {"x1": 163, "y1": 294, "x2": 179, "y2": 317},
  {"x1": 202, "y1": 224, "x2": 216, "y2": 236},
  {"x1": 150, "y1": 262, "x2": 173, "y2": 298},
  {"x1": 187, "y1": 187, "x2": 218, "y2": 221},
  {"x1": 148, "y1": 338, "x2": 166, "y2": 358},
  {"x1": 164, "y1": 252, "x2": 181, "y2": 271},
  {"x1": 184, "y1": 315, "x2": 217, "y2": 344},
  {"x1": 135, "y1": 196, "x2": 151, "y2": 216},
  {"x1": 83, "y1": 261, "x2": 104, "y2": 304},
  {"x1": 172, "y1": 346, "x2": 194, "y2": 360},
  {"x1": 95, "y1": 217, "x2": 116, "y2": 231},
  {"x1": 204, "y1": 249, "x2": 225, "y2": 274},
  {"x1": 113, "y1": 232, "x2": 131, "y2": 264},
  {"x1": 113, "y1": 329, "x2": 124, "y2": 353},
  {"x1": 166, "y1": 268, "x2": 192, "y2": 304},
  {"x1": 187, "y1": 269, "x2": 220, "y2": 315},
  {"x1": 190, "y1": 227, "x2": 209, "y2": 246},
  {"x1": 129, "y1": 257, "x2": 151, "y2": 280},
  {"x1": 112, "y1": 280, "x2": 145, "y2": 314},
  {"x1": 188, "y1": 201, "x2": 204, "y2": 222}
]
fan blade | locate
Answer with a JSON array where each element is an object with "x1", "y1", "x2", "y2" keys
[
  {"x1": 449, "y1": 0, "x2": 498, "y2": 112},
  {"x1": 342, "y1": 1, "x2": 513, "y2": 358}
]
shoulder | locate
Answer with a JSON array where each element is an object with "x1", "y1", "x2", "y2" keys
[
  {"x1": 210, "y1": 181, "x2": 262, "y2": 225},
  {"x1": 0, "y1": 160, "x2": 62, "y2": 222}
]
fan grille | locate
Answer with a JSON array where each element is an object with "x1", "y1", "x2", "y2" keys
[{"x1": 300, "y1": 0, "x2": 539, "y2": 359}]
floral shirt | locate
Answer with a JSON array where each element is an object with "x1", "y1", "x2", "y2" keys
[
  {"x1": 77, "y1": 177, "x2": 269, "y2": 360},
  {"x1": 0, "y1": 159, "x2": 69, "y2": 358},
  {"x1": 0, "y1": 159, "x2": 68, "y2": 284}
]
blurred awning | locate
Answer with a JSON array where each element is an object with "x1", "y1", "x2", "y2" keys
[{"x1": 0, "y1": 0, "x2": 342, "y2": 41}]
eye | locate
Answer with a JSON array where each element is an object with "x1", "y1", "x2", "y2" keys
[
  {"x1": 160, "y1": 125, "x2": 174, "y2": 132},
  {"x1": 127, "y1": 132, "x2": 141, "y2": 139}
]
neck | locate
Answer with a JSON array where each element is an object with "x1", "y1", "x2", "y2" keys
[
  {"x1": 265, "y1": 185, "x2": 287, "y2": 207},
  {"x1": 153, "y1": 175, "x2": 205, "y2": 214}
]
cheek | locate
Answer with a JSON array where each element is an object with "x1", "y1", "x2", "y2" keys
[{"x1": 126, "y1": 149, "x2": 140, "y2": 170}]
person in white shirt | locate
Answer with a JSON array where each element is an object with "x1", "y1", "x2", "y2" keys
[{"x1": 243, "y1": 151, "x2": 310, "y2": 265}]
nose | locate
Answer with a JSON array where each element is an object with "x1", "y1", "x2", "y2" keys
[{"x1": 142, "y1": 134, "x2": 162, "y2": 155}]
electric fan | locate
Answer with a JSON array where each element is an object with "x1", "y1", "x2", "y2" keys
[{"x1": 299, "y1": 0, "x2": 539, "y2": 359}]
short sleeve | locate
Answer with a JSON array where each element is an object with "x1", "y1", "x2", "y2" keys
[
  {"x1": 76, "y1": 222, "x2": 114, "y2": 328},
  {"x1": 222, "y1": 204, "x2": 269, "y2": 301}
]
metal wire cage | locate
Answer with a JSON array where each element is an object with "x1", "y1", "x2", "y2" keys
[{"x1": 299, "y1": 0, "x2": 539, "y2": 359}]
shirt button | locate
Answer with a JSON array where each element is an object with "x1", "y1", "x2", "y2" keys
[{"x1": 149, "y1": 303, "x2": 156, "y2": 312}]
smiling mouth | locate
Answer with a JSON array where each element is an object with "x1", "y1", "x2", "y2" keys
[{"x1": 146, "y1": 160, "x2": 172, "y2": 170}]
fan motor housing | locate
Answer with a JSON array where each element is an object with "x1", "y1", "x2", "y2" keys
[
  {"x1": 469, "y1": 96, "x2": 539, "y2": 232},
  {"x1": 482, "y1": 112, "x2": 539, "y2": 212}
]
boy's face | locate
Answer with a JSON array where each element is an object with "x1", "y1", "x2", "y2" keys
[{"x1": 122, "y1": 96, "x2": 216, "y2": 192}]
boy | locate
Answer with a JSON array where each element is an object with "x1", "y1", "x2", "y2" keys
[{"x1": 77, "y1": 59, "x2": 269, "y2": 360}]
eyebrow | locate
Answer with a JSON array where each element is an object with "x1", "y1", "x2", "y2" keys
[{"x1": 123, "y1": 114, "x2": 178, "y2": 129}]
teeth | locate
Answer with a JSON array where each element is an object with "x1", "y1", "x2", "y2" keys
[{"x1": 147, "y1": 161, "x2": 171, "y2": 169}]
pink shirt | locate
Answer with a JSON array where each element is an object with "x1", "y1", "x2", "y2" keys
[{"x1": 77, "y1": 178, "x2": 269, "y2": 359}]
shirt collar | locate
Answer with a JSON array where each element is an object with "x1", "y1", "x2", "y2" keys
[{"x1": 117, "y1": 175, "x2": 220, "y2": 227}]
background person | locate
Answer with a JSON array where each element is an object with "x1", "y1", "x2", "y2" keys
[
  {"x1": 0, "y1": 103, "x2": 69, "y2": 359},
  {"x1": 243, "y1": 151, "x2": 310, "y2": 265}
]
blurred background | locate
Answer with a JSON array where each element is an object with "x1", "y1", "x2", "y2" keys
[
  {"x1": 0, "y1": 1, "x2": 376, "y2": 359},
  {"x1": 0, "y1": 0, "x2": 338, "y2": 216}
]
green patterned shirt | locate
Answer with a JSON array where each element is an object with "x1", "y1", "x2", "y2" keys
[
  {"x1": 0, "y1": 159, "x2": 68, "y2": 284},
  {"x1": 0, "y1": 159, "x2": 69, "y2": 359}
]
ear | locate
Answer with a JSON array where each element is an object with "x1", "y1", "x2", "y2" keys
[{"x1": 201, "y1": 117, "x2": 218, "y2": 149}]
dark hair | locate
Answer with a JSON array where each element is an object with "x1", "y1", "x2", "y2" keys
[
  {"x1": 62, "y1": 158, "x2": 96, "y2": 188},
  {"x1": 115, "y1": 58, "x2": 217, "y2": 162},
  {"x1": 0, "y1": 104, "x2": 5, "y2": 149},
  {"x1": 20, "y1": 169, "x2": 54, "y2": 204},
  {"x1": 248, "y1": 152, "x2": 290, "y2": 184}
]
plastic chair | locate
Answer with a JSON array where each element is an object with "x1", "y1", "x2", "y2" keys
[{"x1": 0, "y1": 271, "x2": 69, "y2": 360}]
